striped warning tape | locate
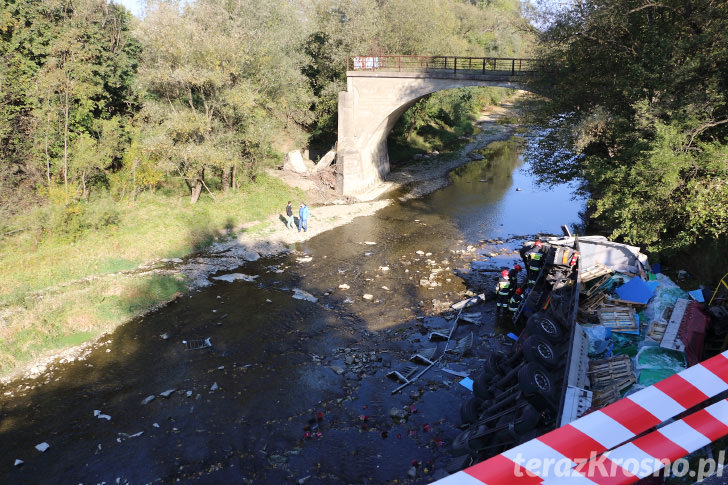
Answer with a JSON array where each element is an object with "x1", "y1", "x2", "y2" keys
[
  {"x1": 541, "y1": 398, "x2": 728, "y2": 483},
  {"x1": 436, "y1": 350, "x2": 728, "y2": 484}
]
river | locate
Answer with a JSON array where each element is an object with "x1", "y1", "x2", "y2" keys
[{"x1": 0, "y1": 136, "x2": 585, "y2": 483}]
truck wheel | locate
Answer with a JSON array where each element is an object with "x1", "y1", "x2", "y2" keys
[
  {"x1": 472, "y1": 371, "x2": 493, "y2": 400},
  {"x1": 514, "y1": 403, "x2": 541, "y2": 434},
  {"x1": 525, "y1": 312, "x2": 565, "y2": 343},
  {"x1": 494, "y1": 413, "x2": 520, "y2": 444},
  {"x1": 451, "y1": 429, "x2": 475, "y2": 456},
  {"x1": 523, "y1": 335, "x2": 558, "y2": 369},
  {"x1": 460, "y1": 397, "x2": 483, "y2": 425},
  {"x1": 517, "y1": 362, "x2": 554, "y2": 397},
  {"x1": 484, "y1": 352, "x2": 506, "y2": 377},
  {"x1": 451, "y1": 427, "x2": 490, "y2": 455}
]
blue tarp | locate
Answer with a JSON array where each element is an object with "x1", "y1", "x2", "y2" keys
[
  {"x1": 459, "y1": 377, "x2": 474, "y2": 391},
  {"x1": 616, "y1": 277, "x2": 654, "y2": 304},
  {"x1": 688, "y1": 289, "x2": 705, "y2": 302}
]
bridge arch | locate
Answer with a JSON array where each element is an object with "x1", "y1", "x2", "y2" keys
[{"x1": 336, "y1": 56, "x2": 537, "y2": 196}]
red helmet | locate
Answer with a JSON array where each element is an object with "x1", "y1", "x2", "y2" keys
[
  {"x1": 514, "y1": 264, "x2": 522, "y2": 271},
  {"x1": 534, "y1": 240, "x2": 543, "y2": 247},
  {"x1": 501, "y1": 269, "x2": 509, "y2": 277},
  {"x1": 515, "y1": 287, "x2": 523, "y2": 295}
]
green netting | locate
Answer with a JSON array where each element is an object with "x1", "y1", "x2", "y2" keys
[
  {"x1": 635, "y1": 346, "x2": 686, "y2": 387},
  {"x1": 611, "y1": 332, "x2": 642, "y2": 357}
]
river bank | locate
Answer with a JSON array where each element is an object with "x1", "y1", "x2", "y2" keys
[{"x1": 0, "y1": 94, "x2": 527, "y2": 386}]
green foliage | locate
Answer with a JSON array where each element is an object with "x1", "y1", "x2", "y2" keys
[
  {"x1": 31, "y1": 196, "x2": 121, "y2": 241},
  {"x1": 389, "y1": 86, "x2": 511, "y2": 162},
  {"x1": 0, "y1": 0, "x2": 139, "y2": 207},
  {"x1": 530, "y1": 0, "x2": 728, "y2": 254}
]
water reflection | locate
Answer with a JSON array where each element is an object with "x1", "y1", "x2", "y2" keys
[{"x1": 429, "y1": 139, "x2": 586, "y2": 241}]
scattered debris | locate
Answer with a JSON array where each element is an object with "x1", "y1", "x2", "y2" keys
[
  {"x1": 93, "y1": 410, "x2": 111, "y2": 421},
  {"x1": 14, "y1": 459, "x2": 23, "y2": 467},
  {"x1": 292, "y1": 288, "x2": 318, "y2": 302},
  {"x1": 35, "y1": 442, "x2": 50, "y2": 452},
  {"x1": 116, "y1": 431, "x2": 143, "y2": 443},
  {"x1": 210, "y1": 382, "x2": 219, "y2": 391},
  {"x1": 159, "y1": 389, "x2": 175, "y2": 398},
  {"x1": 141, "y1": 395, "x2": 156, "y2": 406},
  {"x1": 183, "y1": 338, "x2": 212, "y2": 350},
  {"x1": 211, "y1": 273, "x2": 259, "y2": 283},
  {"x1": 338, "y1": 283, "x2": 350, "y2": 290}
]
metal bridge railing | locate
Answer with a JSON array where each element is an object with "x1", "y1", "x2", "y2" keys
[{"x1": 347, "y1": 55, "x2": 541, "y2": 76}]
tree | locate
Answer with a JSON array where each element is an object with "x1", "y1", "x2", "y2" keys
[
  {"x1": 136, "y1": 0, "x2": 314, "y2": 202},
  {"x1": 0, "y1": 0, "x2": 138, "y2": 206},
  {"x1": 530, "y1": 0, "x2": 728, "y2": 254}
]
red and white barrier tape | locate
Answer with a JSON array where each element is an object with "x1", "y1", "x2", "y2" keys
[{"x1": 437, "y1": 350, "x2": 728, "y2": 484}]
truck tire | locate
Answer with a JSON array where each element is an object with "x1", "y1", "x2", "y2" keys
[
  {"x1": 451, "y1": 428, "x2": 475, "y2": 456},
  {"x1": 460, "y1": 397, "x2": 483, "y2": 425},
  {"x1": 525, "y1": 312, "x2": 565, "y2": 343},
  {"x1": 494, "y1": 413, "x2": 520, "y2": 444},
  {"x1": 514, "y1": 403, "x2": 541, "y2": 434},
  {"x1": 484, "y1": 352, "x2": 506, "y2": 377},
  {"x1": 517, "y1": 362, "x2": 555, "y2": 397},
  {"x1": 451, "y1": 426, "x2": 490, "y2": 456},
  {"x1": 472, "y1": 371, "x2": 494, "y2": 400},
  {"x1": 523, "y1": 335, "x2": 558, "y2": 369}
]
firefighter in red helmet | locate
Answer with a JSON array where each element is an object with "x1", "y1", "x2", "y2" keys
[
  {"x1": 508, "y1": 287, "x2": 524, "y2": 316},
  {"x1": 495, "y1": 269, "x2": 511, "y2": 313}
]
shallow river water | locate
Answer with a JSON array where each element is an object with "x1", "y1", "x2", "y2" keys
[{"x1": 0, "y1": 137, "x2": 585, "y2": 483}]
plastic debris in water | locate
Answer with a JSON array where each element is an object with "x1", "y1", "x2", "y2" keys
[
  {"x1": 182, "y1": 338, "x2": 212, "y2": 350},
  {"x1": 35, "y1": 442, "x2": 50, "y2": 452}
]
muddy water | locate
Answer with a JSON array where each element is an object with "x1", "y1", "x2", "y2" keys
[{"x1": 0, "y1": 137, "x2": 585, "y2": 484}]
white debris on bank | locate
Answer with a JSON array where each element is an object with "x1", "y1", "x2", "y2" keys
[
  {"x1": 292, "y1": 288, "x2": 318, "y2": 302},
  {"x1": 211, "y1": 273, "x2": 259, "y2": 283}
]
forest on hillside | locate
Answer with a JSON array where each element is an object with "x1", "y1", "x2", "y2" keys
[{"x1": 0, "y1": 0, "x2": 531, "y2": 220}]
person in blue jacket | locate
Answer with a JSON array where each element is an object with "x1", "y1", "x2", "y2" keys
[{"x1": 298, "y1": 203, "x2": 310, "y2": 232}]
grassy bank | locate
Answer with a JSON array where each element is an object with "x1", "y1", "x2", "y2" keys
[{"x1": 0, "y1": 173, "x2": 302, "y2": 376}]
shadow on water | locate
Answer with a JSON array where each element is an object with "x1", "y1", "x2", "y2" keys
[{"x1": 0, "y1": 133, "x2": 587, "y2": 483}]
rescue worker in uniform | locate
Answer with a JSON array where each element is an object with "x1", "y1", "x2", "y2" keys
[
  {"x1": 495, "y1": 269, "x2": 511, "y2": 314},
  {"x1": 508, "y1": 287, "x2": 524, "y2": 316},
  {"x1": 509, "y1": 264, "x2": 522, "y2": 289},
  {"x1": 526, "y1": 240, "x2": 545, "y2": 287}
]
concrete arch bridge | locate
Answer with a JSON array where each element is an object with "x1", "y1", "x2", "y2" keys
[{"x1": 336, "y1": 55, "x2": 539, "y2": 196}]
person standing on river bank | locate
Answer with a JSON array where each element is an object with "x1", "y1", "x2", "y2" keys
[
  {"x1": 285, "y1": 201, "x2": 295, "y2": 229},
  {"x1": 298, "y1": 203, "x2": 310, "y2": 232}
]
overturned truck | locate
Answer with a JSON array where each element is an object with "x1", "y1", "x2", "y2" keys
[{"x1": 449, "y1": 235, "x2": 652, "y2": 472}]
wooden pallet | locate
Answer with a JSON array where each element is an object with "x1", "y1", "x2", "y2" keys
[
  {"x1": 580, "y1": 291, "x2": 608, "y2": 314},
  {"x1": 584, "y1": 274, "x2": 612, "y2": 297},
  {"x1": 580, "y1": 263, "x2": 614, "y2": 283},
  {"x1": 598, "y1": 305, "x2": 639, "y2": 333},
  {"x1": 647, "y1": 320, "x2": 668, "y2": 343},
  {"x1": 592, "y1": 383, "x2": 620, "y2": 408},
  {"x1": 607, "y1": 296, "x2": 648, "y2": 310},
  {"x1": 588, "y1": 354, "x2": 635, "y2": 391}
]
